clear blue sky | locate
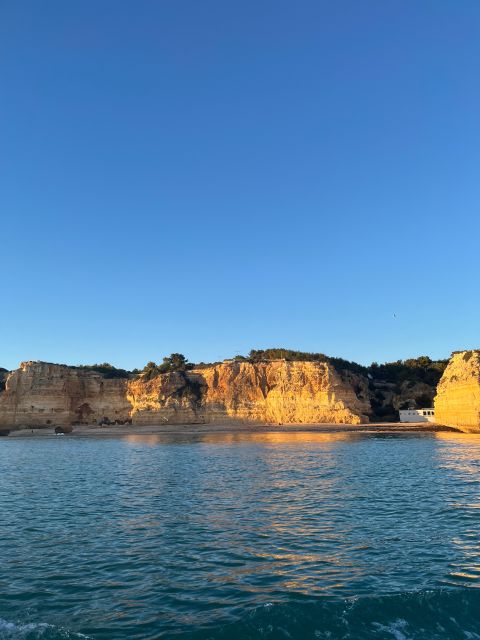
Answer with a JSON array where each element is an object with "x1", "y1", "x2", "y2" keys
[{"x1": 1, "y1": 1, "x2": 479, "y2": 371}]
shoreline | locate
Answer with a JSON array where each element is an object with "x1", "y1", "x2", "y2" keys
[{"x1": 3, "y1": 421, "x2": 461, "y2": 438}]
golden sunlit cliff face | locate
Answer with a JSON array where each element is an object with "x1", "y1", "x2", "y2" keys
[
  {"x1": 189, "y1": 360, "x2": 370, "y2": 425},
  {"x1": 0, "y1": 360, "x2": 371, "y2": 428},
  {"x1": 127, "y1": 371, "x2": 205, "y2": 425},
  {"x1": 434, "y1": 351, "x2": 480, "y2": 432}
]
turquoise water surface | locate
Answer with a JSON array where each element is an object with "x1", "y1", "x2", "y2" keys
[{"x1": 1, "y1": 431, "x2": 480, "y2": 639}]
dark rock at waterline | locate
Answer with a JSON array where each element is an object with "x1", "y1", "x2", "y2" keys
[
  {"x1": 0, "y1": 429, "x2": 10, "y2": 437},
  {"x1": 55, "y1": 426, "x2": 73, "y2": 434}
]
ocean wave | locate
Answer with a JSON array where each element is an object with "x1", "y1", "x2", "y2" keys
[
  {"x1": 186, "y1": 588, "x2": 480, "y2": 640},
  {"x1": 0, "y1": 619, "x2": 90, "y2": 640},
  {"x1": 2, "y1": 589, "x2": 480, "y2": 639}
]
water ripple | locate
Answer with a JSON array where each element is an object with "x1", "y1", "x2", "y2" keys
[{"x1": 1, "y1": 432, "x2": 480, "y2": 638}]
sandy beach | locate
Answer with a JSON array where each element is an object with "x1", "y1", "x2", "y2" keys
[{"x1": 4, "y1": 421, "x2": 459, "y2": 438}]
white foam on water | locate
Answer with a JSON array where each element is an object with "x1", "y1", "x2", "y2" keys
[
  {"x1": 0, "y1": 618, "x2": 90, "y2": 639},
  {"x1": 372, "y1": 618, "x2": 411, "y2": 640},
  {"x1": 0, "y1": 619, "x2": 49, "y2": 638}
]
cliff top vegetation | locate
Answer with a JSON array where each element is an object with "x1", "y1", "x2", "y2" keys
[
  {"x1": 236, "y1": 348, "x2": 448, "y2": 387},
  {"x1": 0, "y1": 368, "x2": 7, "y2": 392},
  {"x1": 137, "y1": 354, "x2": 195, "y2": 381},
  {"x1": 368, "y1": 356, "x2": 448, "y2": 386},
  {"x1": 178, "y1": 348, "x2": 448, "y2": 390},
  {"x1": 76, "y1": 363, "x2": 131, "y2": 379}
]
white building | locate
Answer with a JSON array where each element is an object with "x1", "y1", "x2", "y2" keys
[{"x1": 399, "y1": 408, "x2": 435, "y2": 423}]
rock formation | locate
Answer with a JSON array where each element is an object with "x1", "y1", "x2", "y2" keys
[
  {"x1": 0, "y1": 361, "x2": 131, "y2": 429},
  {"x1": 189, "y1": 360, "x2": 370, "y2": 424},
  {"x1": 127, "y1": 371, "x2": 205, "y2": 425},
  {"x1": 0, "y1": 359, "x2": 371, "y2": 429},
  {"x1": 434, "y1": 351, "x2": 480, "y2": 432}
]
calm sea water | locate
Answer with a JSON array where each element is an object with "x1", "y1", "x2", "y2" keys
[{"x1": 1, "y1": 431, "x2": 480, "y2": 639}]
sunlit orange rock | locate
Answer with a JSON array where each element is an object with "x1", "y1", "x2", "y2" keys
[
  {"x1": 128, "y1": 360, "x2": 370, "y2": 425},
  {"x1": 434, "y1": 351, "x2": 480, "y2": 432},
  {"x1": 0, "y1": 359, "x2": 371, "y2": 429},
  {"x1": 127, "y1": 371, "x2": 205, "y2": 425}
]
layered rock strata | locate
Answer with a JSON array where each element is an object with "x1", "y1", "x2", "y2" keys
[
  {"x1": 0, "y1": 359, "x2": 371, "y2": 428},
  {"x1": 127, "y1": 371, "x2": 205, "y2": 425},
  {"x1": 188, "y1": 360, "x2": 370, "y2": 424},
  {"x1": 0, "y1": 361, "x2": 131, "y2": 429},
  {"x1": 434, "y1": 351, "x2": 480, "y2": 432}
]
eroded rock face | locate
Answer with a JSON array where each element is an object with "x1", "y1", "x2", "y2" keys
[
  {"x1": 0, "y1": 359, "x2": 372, "y2": 428},
  {"x1": 196, "y1": 361, "x2": 370, "y2": 424},
  {"x1": 127, "y1": 371, "x2": 205, "y2": 425},
  {"x1": 0, "y1": 361, "x2": 131, "y2": 429},
  {"x1": 435, "y1": 351, "x2": 480, "y2": 432},
  {"x1": 127, "y1": 361, "x2": 371, "y2": 425}
]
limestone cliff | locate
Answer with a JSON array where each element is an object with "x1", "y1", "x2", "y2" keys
[
  {"x1": 0, "y1": 361, "x2": 131, "y2": 429},
  {"x1": 193, "y1": 360, "x2": 370, "y2": 424},
  {"x1": 127, "y1": 371, "x2": 205, "y2": 425},
  {"x1": 434, "y1": 351, "x2": 480, "y2": 432},
  {"x1": 126, "y1": 360, "x2": 370, "y2": 425},
  {"x1": 0, "y1": 359, "x2": 371, "y2": 428}
]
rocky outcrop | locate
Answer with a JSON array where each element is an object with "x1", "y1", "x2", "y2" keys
[
  {"x1": 127, "y1": 371, "x2": 205, "y2": 425},
  {"x1": 189, "y1": 360, "x2": 370, "y2": 424},
  {"x1": 0, "y1": 361, "x2": 131, "y2": 429},
  {"x1": 435, "y1": 351, "x2": 480, "y2": 432},
  {"x1": 126, "y1": 361, "x2": 370, "y2": 425},
  {"x1": 0, "y1": 359, "x2": 371, "y2": 428}
]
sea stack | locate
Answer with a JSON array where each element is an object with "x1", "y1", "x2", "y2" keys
[{"x1": 434, "y1": 350, "x2": 480, "y2": 432}]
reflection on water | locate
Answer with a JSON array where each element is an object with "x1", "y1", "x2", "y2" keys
[
  {"x1": 431, "y1": 433, "x2": 480, "y2": 587},
  {"x1": 1, "y1": 431, "x2": 480, "y2": 639},
  {"x1": 123, "y1": 434, "x2": 166, "y2": 447},
  {"x1": 123, "y1": 431, "x2": 358, "y2": 446}
]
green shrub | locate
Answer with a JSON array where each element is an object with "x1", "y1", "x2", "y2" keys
[
  {"x1": 77, "y1": 363, "x2": 131, "y2": 379},
  {"x1": 140, "y1": 354, "x2": 194, "y2": 380}
]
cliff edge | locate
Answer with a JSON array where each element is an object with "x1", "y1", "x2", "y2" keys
[
  {"x1": 191, "y1": 360, "x2": 370, "y2": 424},
  {"x1": 434, "y1": 351, "x2": 480, "y2": 432},
  {"x1": 0, "y1": 359, "x2": 371, "y2": 428},
  {"x1": 0, "y1": 361, "x2": 131, "y2": 429},
  {"x1": 127, "y1": 360, "x2": 370, "y2": 425}
]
